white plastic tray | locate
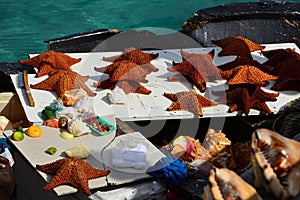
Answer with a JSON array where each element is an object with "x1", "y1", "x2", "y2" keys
[{"x1": 11, "y1": 43, "x2": 300, "y2": 123}]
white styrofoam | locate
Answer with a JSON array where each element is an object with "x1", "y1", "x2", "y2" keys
[{"x1": 11, "y1": 43, "x2": 300, "y2": 123}]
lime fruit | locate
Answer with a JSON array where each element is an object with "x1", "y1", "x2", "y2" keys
[
  {"x1": 12, "y1": 131, "x2": 24, "y2": 141},
  {"x1": 45, "y1": 147, "x2": 57, "y2": 155},
  {"x1": 16, "y1": 126, "x2": 24, "y2": 132},
  {"x1": 26, "y1": 125, "x2": 43, "y2": 138}
]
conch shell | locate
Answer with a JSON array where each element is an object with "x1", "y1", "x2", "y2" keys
[
  {"x1": 203, "y1": 167, "x2": 262, "y2": 200},
  {"x1": 251, "y1": 128, "x2": 300, "y2": 199},
  {"x1": 171, "y1": 136, "x2": 208, "y2": 162},
  {"x1": 65, "y1": 144, "x2": 91, "y2": 159},
  {"x1": 202, "y1": 129, "x2": 231, "y2": 157},
  {"x1": 68, "y1": 119, "x2": 91, "y2": 136}
]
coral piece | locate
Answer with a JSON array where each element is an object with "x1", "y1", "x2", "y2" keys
[
  {"x1": 94, "y1": 79, "x2": 151, "y2": 95},
  {"x1": 19, "y1": 50, "x2": 81, "y2": 78},
  {"x1": 94, "y1": 60, "x2": 150, "y2": 83},
  {"x1": 30, "y1": 70, "x2": 96, "y2": 106},
  {"x1": 164, "y1": 89, "x2": 218, "y2": 117},
  {"x1": 213, "y1": 84, "x2": 279, "y2": 115},
  {"x1": 102, "y1": 47, "x2": 159, "y2": 72},
  {"x1": 212, "y1": 34, "x2": 265, "y2": 58},
  {"x1": 271, "y1": 61, "x2": 300, "y2": 91},
  {"x1": 251, "y1": 128, "x2": 300, "y2": 199},
  {"x1": 167, "y1": 49, "x2": 222, "y2": 92},
  {"x1": 221, "y1": 65, "x2": 277, "y2": 86},
  {"x1": 36, "y1": 157, "x2": 110, "y2": 195}
]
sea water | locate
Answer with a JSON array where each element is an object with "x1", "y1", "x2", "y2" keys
[{"x1": 0, "y1": 0, "x2": 298, "y2": 62}]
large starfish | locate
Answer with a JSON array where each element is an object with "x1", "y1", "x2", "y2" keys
[
  {"x1": 164, "y1": 89, "x2": 218, "y2": 117},
  {"x1": 19, "y1": 50, "x2": 81, "y2": 78},
  {"x1": 271, "y1": 61, "x2": 300, "y2": 91},
  {"x1": 36, "y1": 157, "x2": 110, "y2": 195},
  {"x1": 212, "y1": 34, "x2": 265, "y2": 58},
  {"x1": 213, "y1": 84, "x2": 279, "y2": 115},
  {"x1": 221, "y1": 65, "x2": 277, "y2": 86},
  {"x1": 94, "y1": 79, "x2": 151, "y2": 95},
  {"x1": 94, "y1": 60, "x2": 151, "y2": 83},
  {"x1": 102, "y1": 47, "x2": 159, "y2": 72},
  {"x1": 167, "y1": 49, "x2": 222, "y2": 92},
  {"x1": 30, "y1": 70, "x2": 96, "y2": 105},
  {"x1": 217, "y1": 56, "x2": 272, "y2": 73}
]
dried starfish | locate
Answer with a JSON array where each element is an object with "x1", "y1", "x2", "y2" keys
[
  {"x1": 221, "y1": 65, "x2": 277, "y2": 86},
  {"x1": 36, "y1": 157, "x2": 110, "y2": 195},
  {"x1": 168, "y1": 49, "x2": 222, "y2": 92},
  {"x1": 94, "y1": 79, "x2": 151, "y2": 95},
  {"x1": 271, "y1": 61, "x2": 300, "y2": 91},
  {"x1": 30, "y1": 70, "x2": 96, "y2": 105},
  {"x1": 164, "y1": 89, "x2": 218, "y2": 117},
  {"x1": 94, "y1": 60, "x2": 151, "y2": 83},
  {"x1": 102, "y1": 47, "x2": 159, "y2": 72},
  {"x1": 212, "y1": 34, "x2": 265, "y2": 58},
  {"x1": 213, "y1": 84, "x2": 279, "y2": 115},
  {"x1": 19, "y1": 50, "x2": 81, "y2": 78}
]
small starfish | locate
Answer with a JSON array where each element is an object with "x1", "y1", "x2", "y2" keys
[
  {"x1": 102, "y1": 47, "x2": 159, "y2": 72},
  {"x1": 167, "y1": 49, "x2": 222, "y2": 92},
  {"x1": 217, "y1": 56, "x2": 272, "y2": 73},
  {"x1": 164, "y1": 89, "x2": 218, "y2": 117},
  {"x1": 221, "y1": 65, "x2": 277, "y2": 86},
  {"x1": 30, "y1": 70, "x2": 96, "y2": 105},
  {"x1": 94, "y1": 60, "x2": 151, "y2": 83},
  {"x1": 19, "y1": 50, "x2": 81, "y2": 78},
  {"x1": 212, "y1": 34, "x2": 265, "y2": 58},
  {"x1": 271, "y1": 61, "x2": 300, "y2": 91},
  {"x1": 213, "y1": 84, "x2": 279, "y2": 115},
  {"x1": 36, "y1": 157, "x2": 110, "y2": 195},
  {"x1": 94, "y1": 79, "x2": 151, "y2": 95}
]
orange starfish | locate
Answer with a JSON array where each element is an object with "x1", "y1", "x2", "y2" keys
[
  {"x1": 36, "y1": 157, "x2": 110, "y2": 195},
  {"x1": 94, "y1": 60, "x2": 151, "y2": 83},
  {"x1": 213, "y1": 84, "x2": 279, "y2": 115},
  {"x1": 167, "y1": 49, "x2": 222, "y2": 92},
  {"x1": 271, "y1": 62, "x2": 300, "y2": 92},
  {"x1": 164, "y1": 89, "x2": 218, "y2": 117},
  {"x1": 30, "y1": 70, "x2": 96, "y2": 105},
  {"x1": 221, "y1": 65, "x2": 277, "y2": 86},
  {"x1": 19, "y1": 50, "x2": 81, "y2": 78},
  {"x1": 212, "y1": 34, "x2": 265, "y2": 58},
  {"x1": 94, "y1": 79, "x2": 151, "y2": 95},
  {"x1": 102, "y1": 47, "x2": 159, "y2": 72}
]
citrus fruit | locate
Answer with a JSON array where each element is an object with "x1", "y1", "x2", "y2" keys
[
  {"x1": 16, "y1": 126, "x2": 24, "y2": 132},
  {"x1": 12, "y1": 131, "x2": 24, "y2": 141},
  {"x1": 26, "y1": 125, "x2": 43, "y2": 137},
  {"x1": 45, "y1": 147, "x2": 57, "y2": 155}
]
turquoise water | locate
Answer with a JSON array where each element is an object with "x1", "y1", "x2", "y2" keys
[{"x1": 1, "y1": 0, "x2": 298, "y2": 62}]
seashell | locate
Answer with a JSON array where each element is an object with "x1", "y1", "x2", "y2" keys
[
  {"x1": 202, "y1": 129, "x2": 231, "y2": 157},
  {"x1": 251, "y1": 128, "x2": 300, "y2": 200},
  {"x1": 65, "y1": 144, "x2": 91, "y2": 159},
  {"x1": 171, "y1": 136, "x2": 209, "y2": 162},
  {"x1": 68, "y1": 119, "x2": 91, "y2": 136},
  {"x1": 203, "y1": 167, "x2": 262, "y2": 200},
  {"x1": 63, "y1": 88, "x2": 88, "y2": 106},
  {"x1": 108, "y1": 86, "x2": 127, "y2": 104}
]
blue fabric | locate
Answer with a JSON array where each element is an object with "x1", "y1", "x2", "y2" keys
[
  {"x1": 0, "y1": 138, "x2": 10, "y2": 150},
  {"x1": 146, "y1": 156, "x2": 188, "y2": 186}
]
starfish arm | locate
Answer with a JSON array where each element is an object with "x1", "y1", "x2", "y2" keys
[
  {"x1": 103, "y1": 55, "x2": 120, "y2": 62},
  {"x1": 30, "y1": 78, "x2": 57, "y2": 91},
  {"x1": 94, "y1": 66, "x2": 108, "y2": 73},
  {"x1": 73, "y1": 79, "x2": 96, "y2": 97},
  {"x1": 36, "y1": 159, "x2": 66, "y2": 174}
]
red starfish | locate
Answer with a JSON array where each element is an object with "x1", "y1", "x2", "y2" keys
[
  {"x1": 167, "y1": 49, "x2": 222, "y2": 92},
  {"x1": 221, "y1": 65, "x2": 277, "y2": 86},
  {"x1": 212, "y1": 34, "x2": 265, "y2": 58},
  {"x1": 271, "y1": 62, "x2": 300, "y2": 92},
  {"x1": 94, "y1": 60, "x2": 151, "y2": 83},
  {"x1": 36, "y1": 157, "x2": 110, "y2": 195},
  {"x1": 102, "y1": 47, "x2": 159, "y2": 72},
  {"x1": 164, "y1": 89, "x2": 218, "y2": 117},
  {"x1": 213, "y1": 84, "x2": 279, "y2": 115},
  {"x1": 30, "y1": 70, "x2": 96, "y2": 105},
  {"x1": 19, "y1": 50, "x2": 81, "y2": 78},
  {"x1": 94, "y1": 79, "x2": 151, "y2": 95}
]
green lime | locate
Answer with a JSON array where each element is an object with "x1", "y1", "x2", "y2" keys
[
  {"x1": 16, "y1": 126, "x2": 24, "y2": 133},
  {"x1": 45, "y1": 147, "x2": 57, "y2": 155},
  {"x1": 12, "y1": 131, "x2": 24, "y2": 141}
]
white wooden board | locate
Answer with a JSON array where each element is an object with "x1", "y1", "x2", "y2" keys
[{"x1": 11, "y1": 43, "x2": 300, "y2": 123}]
